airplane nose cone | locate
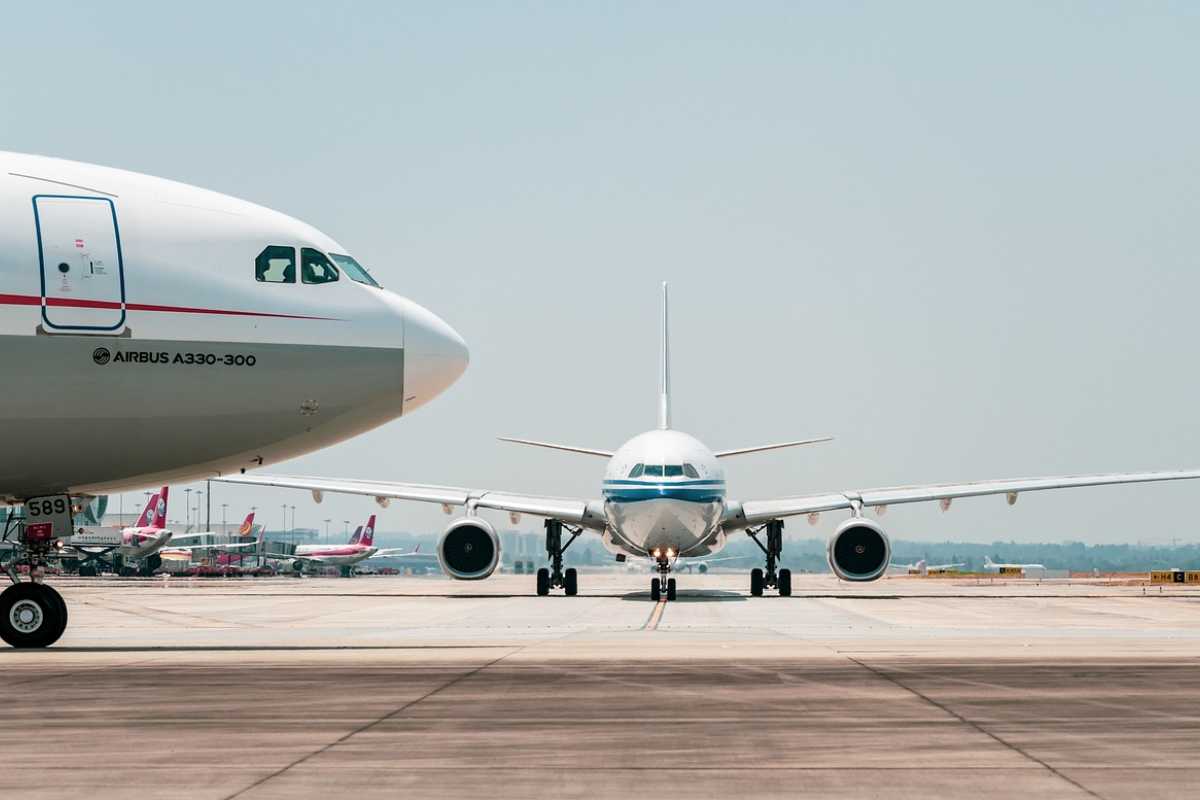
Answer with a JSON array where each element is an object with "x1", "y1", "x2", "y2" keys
[{"x1": 403, "y1": 300, "x2": 469, "y2": 413}]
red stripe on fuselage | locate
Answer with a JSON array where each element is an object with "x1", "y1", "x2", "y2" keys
[{"x1": 0, "y1": 292, "x2": 336, "y2": 321}]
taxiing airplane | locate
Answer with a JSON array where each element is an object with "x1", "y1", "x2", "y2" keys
[
  {"x1": 0, "y1": 152, "x2": 468, "y2": 647},
  {"x1": 983, "y1": 556, "x2": 1047, "y2": 577},
  {"x1": 891, "y1": 559, "x2": 967, "y2": 576},
  {"x1": 219, "y1": 283, "x2": 1200, "y2": 602}
]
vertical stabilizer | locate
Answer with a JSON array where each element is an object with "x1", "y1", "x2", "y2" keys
[
  {"x1": 658, "y1": 282, "x2": 671, "y2": 430},
  {"x1": 360, "y1": 514, "x2": 377, "y2": 546},
  {"x1": 134, "y1": 493, "x2": 159, "y2": 528},
  {"x1": 151, "y1": 486, "x2": 168, "y2": 529}
]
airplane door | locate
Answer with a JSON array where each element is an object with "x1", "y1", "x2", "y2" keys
[{"x1": 34, "y1": 195, "x2": 127, "y2": 332}]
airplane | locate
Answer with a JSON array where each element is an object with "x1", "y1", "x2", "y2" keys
[
  {"x1": 982, "y1": 556, "x2": 1046, "y2": 577},
  {"x1": 157, "y1": 510, "x2": 257, "y2": 562},
  {"x1": 0, "y1": 151, "x2": 468, "y2": 647},
  {"x1": 218, "y1": 282, "x2": 1200, "y2": 602},
  {"x1": 890, "y1": 559, "x2": 967, "y2": 576},
  {"x1": 65, "y1": 487, "x2": 173, "y2": 575}
]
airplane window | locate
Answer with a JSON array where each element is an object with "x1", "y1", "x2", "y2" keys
[
  {"x1": 683, "y1": 463, "x2": 700, "y2": 478},
  {"x1": 629, "y1": 464, "x2": 644, "y2": 478},
  {"x1": 643, "y1": 465, "x2": 664, "y2": 477},
  {"x1": 664, "y1": 465, "x2": 684, "y2": 477},
  {"x1": 301, "y1": 248, "x2": 340, "y2": 285},
  {"x1": 329, "y1": 253, "x2": 381, "y2": 287},
  {"x1": 255, "y1": 245, "x2": 295, "y2": 283}
]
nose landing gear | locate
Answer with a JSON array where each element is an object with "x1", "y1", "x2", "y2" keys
[
  {"x1": 1, "y1": 514, "x2": 69, "y2": 648},
  {"x1": 746, "y1": 519, "x2": 792, "y2": 597},
  {"x1": 535, "y1": 519, "x2": 581, "y2": 596},
  {"x1": 650, "y1": 556, "x2": 676, "y2": 601}
]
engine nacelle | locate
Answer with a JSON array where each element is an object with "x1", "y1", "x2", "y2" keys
[
  {"x1": 437, "y1": 518, "x2": 500, "y2": 580},
  {"x1": 827, "y1": 518, "x2": 890, "y2": 582}
]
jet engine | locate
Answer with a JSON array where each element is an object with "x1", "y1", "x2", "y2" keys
[
  {"x1": 827, "y1": 518, "x2": 890, "y2": 582},
  {"x1": 438, "y1": 517, "x2": 500, "y2": 580}
]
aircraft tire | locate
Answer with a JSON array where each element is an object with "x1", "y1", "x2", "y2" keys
[
  {"x1": 778, "y1": 568, "x2": 792, "y2": 597},
  {"x1": 666, "y1": 578, "x2": 676, "y2": 601},
  {"x1": 650, "y1": 577, "x2": 661, "y2": 602},
  {"x1": 536, "y1": 568, "x2": 550, "y2": 596},
  {"x1": 564, "y1": 568, "x2": 578, "y2": 596},
  {"x1": 750, "y1": 568, "x2": 764, "y2": 597},
  {"x1": 0, "y1": 583, "x2": 66, "y2": 648}
]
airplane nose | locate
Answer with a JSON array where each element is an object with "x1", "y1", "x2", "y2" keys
[{"x1": 402, "y1": 299, "x2": 469, "y2": 413}]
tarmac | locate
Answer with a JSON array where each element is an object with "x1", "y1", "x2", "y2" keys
[{"x1": 4, "y1": 572, "x2": 1200, "y2": 799}]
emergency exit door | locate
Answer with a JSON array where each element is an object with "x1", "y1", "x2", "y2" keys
[{"x1": 34, "y1": 195, "x2": 127, "y2": 331}]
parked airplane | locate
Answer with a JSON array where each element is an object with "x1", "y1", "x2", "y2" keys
[
  {"x1": 219, "y1": 283, "x2": 1200, "y2": 602},
  {"x1": 983, "y1": 556, "x2": 1047, "y2": 577},
  {"x1": 0, "y1": 152, "x2": 468, "y2": 647},
  {"x1": 66, "y1": 487, "x2": 173, "y2": 575},
  {"x1": 157, "y1": 510, "x2": 258, "y2": 561}
]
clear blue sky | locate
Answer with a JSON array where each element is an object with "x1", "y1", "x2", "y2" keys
[{"x1": 4, "y1": 2, "x2": 1199, "y2": 543}]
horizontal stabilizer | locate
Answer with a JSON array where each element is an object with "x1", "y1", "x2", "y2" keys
[
  {"x1": 713, "y1": 436, "x2": 834, "y2": 458},
  {"x1": 497, "y1": 437, "x2": 614, "y2": 458}
]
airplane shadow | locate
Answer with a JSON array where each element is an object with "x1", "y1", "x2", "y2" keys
[{"x1": 620, "y1": 589, "x2": 747, "y2": 603}]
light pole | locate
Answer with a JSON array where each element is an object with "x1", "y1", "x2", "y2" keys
[
  {"x1": 221, "y1": 503, "x2": 228, "y2": 534},
  {"x1": 185, "y1": 488, "x2": 193, "y2": 528},
  {"x1": 195, "y1": 491, "x2": 204, "y2": 531},
  {"x1": 324, "y1": 519, "x2": 331, "y2": 544},
  {"x1": 281, "y1": 504, "x2": 287, "y2": 545},
  {"x1": 290, "y1": 505, "x2": 296, "y2": 545},
  {"x1": 344, "y1": 520, "x2": 350, "y2": 541}
]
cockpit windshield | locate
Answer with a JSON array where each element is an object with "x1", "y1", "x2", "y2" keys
[{"x1": 328, "y1": 253, "x2": 381, "y2": 287}]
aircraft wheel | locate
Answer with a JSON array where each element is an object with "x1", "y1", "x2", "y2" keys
[
  {"x1": 778, "y1": 568, "x2": 792, "y2": 597},
  {"x1": 666, "y1": 578, "x2": 677, "y2": 601},
  {"x1": 750, "y1": 568, "x2": 764, "y2": 597},
  {"x1": 650, "y1": 577, "x2": 661, "y2": 602},
  {"x1": 0, "y1": 583, "x2": 66, "y2": 648},
  {"x1": 536, "y1": 568, "x2": 550, "y2": 596},
  {"x1": 564, "y1": 568, "x2": 578, "y2": 596}
]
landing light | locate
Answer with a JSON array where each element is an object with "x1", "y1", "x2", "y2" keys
[
  {"x1": 652, "y1": 548, "x2": 662, "y2": 558},
  {"x1": 666, "y1": 548, "x2": 676, "y2": 558}
]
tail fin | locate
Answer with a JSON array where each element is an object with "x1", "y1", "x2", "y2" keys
[
  {"x1": 348, "y1": 525, "x2": 363, "y2": 544},
  {"x1": 359, "y1": 515, "x2": 376, "y2": 546},
  {"x1": 238, "y1": 512, "x2": 256, "y2": 537},
  {"x1": 134, "y1": 493, "x2": 159, "y2": 528},
  {"x1": 658, "y1": 281, "x2": 671, "y2": 430},
  {"x1": 150, "y1": 487, "x2": 168, "y2": 529},
  {"x1": 984, "y1": 556, "x2": 994, "y2": 567}
]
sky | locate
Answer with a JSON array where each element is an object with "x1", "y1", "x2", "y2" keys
[{"x1": 3, "y1": 2, "x2": 1199, "y2": 544}]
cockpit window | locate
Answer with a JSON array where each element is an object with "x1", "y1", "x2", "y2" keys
[
  {"x1": 255, "y1": 245, "x2": 295, "y2": 283},
  {"x1": 643, "y1": 465, "x2": 664, "y2": 477},
  {"x1": 328, "y1": 253, "x2": 380, "y2": 287},
  {"x1": 628, "y1": 464, "x2": 644, "y2": 478},
  {"x1": 301, "y1": 248, "x2": 340, "y2": 284},
  {"x1": 683, "y1": 463, "x2": 700, "y2": 478},
  {"x1": 664, "y1": 465, "x2": 684, "y2": 477}
]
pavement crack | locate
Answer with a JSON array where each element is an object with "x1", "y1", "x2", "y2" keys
[
  {"x1": 219, "y1": 648, "x2": 520, "y2": 800},
  {"x1": 846, "y1": 656, "x2": 1106, "y2": 800}
]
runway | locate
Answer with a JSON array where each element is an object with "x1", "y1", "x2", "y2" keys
[{"x1": 4, "y1": 573, "x2": 1200, "y2": 799}]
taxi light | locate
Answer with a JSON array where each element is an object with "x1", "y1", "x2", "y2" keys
[{"x1": 666, "y1": 548, "x2": 676, "y2": 558}]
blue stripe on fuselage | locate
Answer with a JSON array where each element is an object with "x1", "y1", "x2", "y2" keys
[{"x1": 602, "y1": 485, "x2": 726, "y2": 503}]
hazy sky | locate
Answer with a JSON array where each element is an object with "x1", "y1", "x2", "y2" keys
[{"x1": 4, "y1": 3, "x2": 1199, "y2": 544}]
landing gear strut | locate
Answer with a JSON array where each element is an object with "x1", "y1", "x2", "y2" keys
[
  {"x1": 536, "y1": 519, "x2": 581, "y2": 596},
  {"x1": 650, "y1": 556, "x2": 677, "y2": 602},
  {"x1": 0, "y1": 513, "x2": 69, "y2": 648},
  {"x1": 746, "y1": 519, "x2": 791, "y2": 597}
]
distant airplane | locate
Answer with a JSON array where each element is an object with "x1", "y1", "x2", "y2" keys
[
  {"x1": 220, "y1": 283, "x2": 1200, "y2": 602},
  {"x1": 67, "y1": 487, "x2": 173, "y2": 575},
  {"x1": 0, "y1": 151, "x2": 468, "y2": 647},
  {"x1": 983, "y1": 556, "x2": 1046, "y2": 577},
  {"x1": 205, "y1": 514, "x2": 419, "y2": 576},
  {"x1": 890, "y1": 559, "x2": 967, "y2": 576},
  {"x1": 159, "y1": 510, "x2": 257, "y2": 561}
]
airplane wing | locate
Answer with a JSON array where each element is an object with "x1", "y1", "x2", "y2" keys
[
  {"x1": 369, "y1": 549, "x2": 429, "y2": 559},
  {"x1": 734, "y1": 468, "x2": 1200, "y2": 526},
  {"x1": 213, "y1": 474, "x2": 604, "y2": 528},
  {"x1": 165, "y1": 541, "x2": 261, "y2": 552}
]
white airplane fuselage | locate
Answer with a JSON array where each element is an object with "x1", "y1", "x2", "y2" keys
[
  {"x1": 600, "y1": 429, "x2": 728, "y2": 559},
  {"x1": 0, "y1": 152, "x2": 468, "y2": 501}
]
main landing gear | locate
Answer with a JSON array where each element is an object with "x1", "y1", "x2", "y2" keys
[
  {"x1": 536, "y1": 519, "x2": 581, "y2": 596},
  {"x1": 1, "y1": 515, "x2": 69, "y2": 648},
  {"x1": 746, "y1": 519, "x2": 792, "y2": 597},
  {"x1": 649, "y1": 555, "x2": 677, "y2": 602}
]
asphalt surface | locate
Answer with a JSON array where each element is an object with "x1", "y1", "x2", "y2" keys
[{"x1": 3, "y1": 573, "x2": 1200, "y2": 799}]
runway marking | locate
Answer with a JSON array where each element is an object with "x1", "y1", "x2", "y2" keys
[
  {"x1": 220, "y1": 648, "x2": 521, "y2": 800},
  {"x1": 847, "y1": 656, "x2": 1106, "y2": 800},
  {"x1": 643, "y1": 599, "x2": 667, "y2": 630}
]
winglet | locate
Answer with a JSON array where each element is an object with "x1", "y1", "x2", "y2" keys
[{"x1": 658, "y1": 281, "x2": 671, "y2": 430}]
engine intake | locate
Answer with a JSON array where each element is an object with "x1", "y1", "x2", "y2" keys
[
  {"x1": 827, "y1": 518, "x2": 890, "y2": 582},
  {"x1": 438, "y1": 518, "x2": 500, "y2": 580}
]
